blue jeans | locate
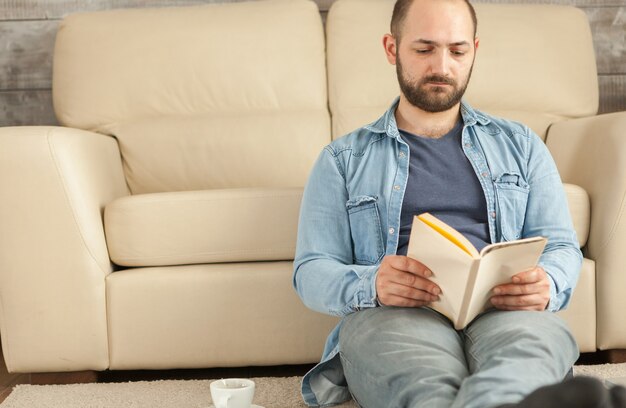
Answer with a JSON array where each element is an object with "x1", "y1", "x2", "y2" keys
[{"x1": 338, "y1": 307, "x2": 578, "y2": 408}]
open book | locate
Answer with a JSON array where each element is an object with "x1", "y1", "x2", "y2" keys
[{"x1": 406, "y1": 213, "x2": 547, "y2": 330}]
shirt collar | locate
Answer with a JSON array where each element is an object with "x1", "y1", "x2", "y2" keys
[
  {"x1": 363, "y1": 97, "x2": 491, "y2": 139},
  {"x1": 460, "y1": 101, "x2": 491, "y2": 126}
]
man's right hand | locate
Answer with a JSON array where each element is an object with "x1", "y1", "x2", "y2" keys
[{"x1": 375, "y1": 255, "x2": 441, "y2": 307}]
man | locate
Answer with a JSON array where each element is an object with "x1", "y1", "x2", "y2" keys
[{"x1": 293, "y1": 0, "x2": 582, "y2": 407}]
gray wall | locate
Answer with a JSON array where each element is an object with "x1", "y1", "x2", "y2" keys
[{"x1": 0, "y1": 0, "x2": 624, "y2": 127}]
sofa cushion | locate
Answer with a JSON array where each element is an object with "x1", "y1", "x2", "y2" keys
[
  {"x1": 326, "y1": 0, "x2": 598, "y2": 140},
  {"x1": 105, "y1": 183, "x2": 588, "y2": 267},
  {"x1": 104, "y1": 188, "x2": 302, "y2": 267},
  {"x1": 564, "y1": 183, "x2": 590, "y2": 248},
  {"x1": 556, "y1": 258, "x2": 596, "y2": 352},
  {"x1": 53, "y1": 0, "x2": 329, "y2": 194},
  {"x1": 107, "y1": 113, "x2": 329, "y2": 194},
  {"x1": 106, "y1": 262, "x2": 339, "y2": 369}
]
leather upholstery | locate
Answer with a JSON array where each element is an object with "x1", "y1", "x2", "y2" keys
[
  {"x1": 557, "y1": 259, "x2": 596, "y2": 352},
  {"x1": 54, "y1": 0, "x2": 329, "y2": 194},
  {"x1": 326, "y1": 0, "x2": 598, "y2": 140},
  {"x1": 547, "y1": 112, "x2": 626, "y2": 350},
  {"x1": 105, "y1": 188, "x2": 303, "y2": 266},
  {"x1": 103, "y1": 185, "x2": 588, "y2": 267},
  {"x1": 564, "y1": 184, "x2": 590, "y2": 248},
  {"x1": 0, "y1": 0, "x2": 622, "y2": 374},
  {"x1": 0, "y1": 126, "x2": 128, "y2": 372},
  {"x1": 101, "y1": 114, "x2": 329, "y2": 194},
  {"x1": 106, "y1": 262, "x2": 338, "y2": 369}
]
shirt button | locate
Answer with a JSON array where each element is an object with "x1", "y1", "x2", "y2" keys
[
  {"x1": 481, "y1": 172, "x2": 489, "y2": 178},
  {"x1": 389, "y1": 228, "x2": 395, "y2": 234},
  {"x1": 491, "y1": 212, "x2": 496, "y2": 218},
  {"x1": 393, "y1": 185, "x2": 401, "y2": 191},
  {"x1": 464, "y1": 143, "x2": 471, "y2": 148},
  {"x1": 399, "y1": 152, "x2": 406, "y2": 158}
]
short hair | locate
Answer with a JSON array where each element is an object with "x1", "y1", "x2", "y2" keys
[{"x1": 390, "y1": 0, "x2": 478, "y2": 42}]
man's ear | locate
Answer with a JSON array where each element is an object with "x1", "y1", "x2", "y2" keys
[
  {"x1": 383, "y1": 34, "x2": 397, "y2": 65},
  {"x1": 474, "y1": 37, "x2": 480, "y2": 51}
]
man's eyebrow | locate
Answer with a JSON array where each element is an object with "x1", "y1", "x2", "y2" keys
[{"x1": 412, "y1": 39, "x2": 471, "y2": 47}]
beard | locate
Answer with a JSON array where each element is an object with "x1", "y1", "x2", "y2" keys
[{"x1": 396, "y1": 54, "x2": 473, "y2": 113}]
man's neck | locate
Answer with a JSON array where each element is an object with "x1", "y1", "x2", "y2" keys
[{"x1": 395, "y1": 95, "x2": 462, "y2": 139}]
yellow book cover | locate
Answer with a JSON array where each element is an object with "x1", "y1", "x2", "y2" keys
[{"x1": 406, "y1": 213, "x2": 547, "y2": 329}]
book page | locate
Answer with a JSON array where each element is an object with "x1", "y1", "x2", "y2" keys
[
  {"x1": 418, "y1": 213, "x2": 480, "y2": 258},
  {"x1": 461, "y1": 237, "x2": 547, "y2": 327},
  {"x1": 407, "y1": 217, "x2": 476, "y2": 325}
]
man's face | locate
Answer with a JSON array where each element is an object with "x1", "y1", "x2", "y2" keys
[{"x1": 392, "y1": 0, "x2": 477, "y2": 113}]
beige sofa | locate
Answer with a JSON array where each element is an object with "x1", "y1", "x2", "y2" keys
[{"x1": 0, "y1": 0, "x2": 624, "y2": 375}]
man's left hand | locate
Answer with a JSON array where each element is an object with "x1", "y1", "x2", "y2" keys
[{"x1": 490, "y1": 266, "x2": 550, "y2": 311}]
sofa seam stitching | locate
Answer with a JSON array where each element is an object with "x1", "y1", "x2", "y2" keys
[
  {"x1": 595, "y1": 185, "x2": 626, "y2": 260},
  {"x1": 115, "y1": 247, "x2": 296, "y2": 262},
  {"x1": 47, "y1": 129, "x2": 109, "y2": 277}
]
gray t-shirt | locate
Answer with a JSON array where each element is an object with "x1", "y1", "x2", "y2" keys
[{"x1": 396, "y1": 120, "x2": 490, "y2": 256}]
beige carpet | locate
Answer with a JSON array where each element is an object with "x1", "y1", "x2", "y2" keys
[{"x1": 2, "y1": 364, "x2": 625, "y2": 408}]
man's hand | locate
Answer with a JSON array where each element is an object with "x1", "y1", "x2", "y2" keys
[
  {"x1": 491, "y1": 266, "x2": 551, "y2": 311},
  {"x1": 375, "y1": 255, "x2": 441, "y2": 307}
]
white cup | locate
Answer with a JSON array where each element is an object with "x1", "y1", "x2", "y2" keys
[{"x1": 210, "y1": 378, "x2": 255, "y2": 408}]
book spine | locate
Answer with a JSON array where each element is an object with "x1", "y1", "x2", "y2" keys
[{"x1": 456, "y1": 259, "x2": 480, "y2": 329}]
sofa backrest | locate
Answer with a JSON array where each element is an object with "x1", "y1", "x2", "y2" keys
[
  {"x1": 53, "y1": 0, "x2": 329, "y2": 194},
  {"x1": 326, "y1": 0, "x2": 598, "y2": 140}
]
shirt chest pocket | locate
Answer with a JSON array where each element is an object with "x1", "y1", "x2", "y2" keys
[
  {"x1": 494, "y1": 173, "x2": 530, "y2": 241},
  {"x1": 346, "y1": 195, "x2": 385, "y2": 265}
]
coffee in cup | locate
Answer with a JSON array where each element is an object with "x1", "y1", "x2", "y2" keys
[{"x1": 210, "y1": 378, "x2": 255, "y2": 408}]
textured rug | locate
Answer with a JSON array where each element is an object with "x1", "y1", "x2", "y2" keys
[{"x1": 2, "y1": 364, "x2": 625, "y2": 408}]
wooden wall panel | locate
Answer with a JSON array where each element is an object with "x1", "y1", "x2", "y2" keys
[
  {"x1": 0, "y1": 0, "x2": 624, "y2": 127},
  {"x1": 599, "y1": 75, "x2": 626, "y2": 114},
  {"x1": 1, "y1": 7, "x2": 622, "y2": 90},
  {"x1": 0, "y1": 90, "x2": 57, "y2": 127},
  {"x1": 477, "y1": 0, "x2": 625, "y2": 6},
  {"x1": 0, "y1": 20, "x2": 58, "y2": 90},
  {"x1": 1, "y1": 0, "x2": 624, "y2": 18},
  {"x1": 585, "y1": 6, "x2": 626, "y2": 75},
  {"x1": 0, "y1": 0, "x2": 250, "y2": 19}
]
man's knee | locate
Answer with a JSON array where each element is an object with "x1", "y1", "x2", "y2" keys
[
  {"x1": 505, "y1": 311, "x2": 572, "y2": 340},
  {"x1": 339, "y1": 306, "x2": 455, "y2": 359},
  {"x1": 469, "y1": 310, "x2": 578, "y2": 356},
  {"x1": 473, "y1": 310, "x2": 569, "y2": 335}
]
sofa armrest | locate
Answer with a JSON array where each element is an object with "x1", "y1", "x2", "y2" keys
[
  {"x1": 0, "y1": 126, "x2": 129, "y2": 372},
  {"x1": 546, "y1": 112, "x2": 626, "y2": 350}
]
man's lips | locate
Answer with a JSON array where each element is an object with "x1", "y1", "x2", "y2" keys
[{"x1": 423, "y1": 76, "x2": 454, "y2": 86}]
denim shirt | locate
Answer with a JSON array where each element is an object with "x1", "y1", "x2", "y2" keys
[{"x1": 292, "y1": 98, "x2": 582, "y2": 407}]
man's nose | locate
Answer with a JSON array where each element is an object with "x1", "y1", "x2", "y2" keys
[{"x1": 431, "y1": 51, "x2": 451, "y2": 76}]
